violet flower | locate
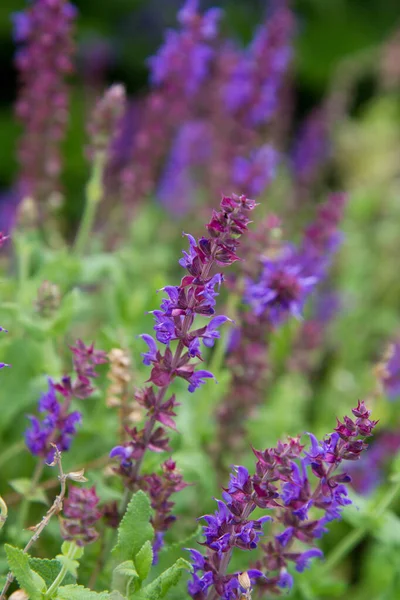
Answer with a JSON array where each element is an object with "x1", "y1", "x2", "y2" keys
[
  {"x1": 188, "y1": 401, "x2": 377, "y2": 599},
  {"x1": 61, "y1": 486, "x2": 102, "y2": 546},
  {"x1": 25, "y1": 378, "x2": 82, "y2": 461},
  {"x1": 25, "y1": 341, "x2": 106, "y2": 460},
  {"x1": 245, "y1": 193, "x2": 346, "y2": 326},
  {"x1": 121, "y1": 1, "x2": 221, "y2": 204},
  {"x1": 148, "y1": 0, "x2": 222, "y2": 98},
  {"x1": 110, "y1": 194, "x2": 257, "y2": 549},
  {"x1": 223, "y1": 3, "x2": 293, "y2": 127},
  {"x1": 12, "y1": 0, "x2": 76, "y2": 204},
  {"x1": 245, "y1": 244, "x2": 318, "y2": 325}
]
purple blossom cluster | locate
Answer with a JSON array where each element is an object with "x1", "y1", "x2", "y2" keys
[
  {"x1": 121, "y1": 1, "x2": 221, "y2": 204},
  {"x1": 25, "y1": 341, "x2": 107, "y2": 460},
  {"x1": 119, "y1": 0, "x2": 294, "y2": 212},
  {"x1": 142, "y1": 458, "x2": 187, "y2": 564},
  {"x1": 109, "y1": 194, "x2": 256, "y2": 549},
  {"x1": 148, "y1": 0, "x2": 222, "y2": 98},
  {"x1": 245, "y1": 193, "x2": 347, "y2": 326},
  {"x1": 61, "y1": 486, "x2": 102, "y2": 546},
  {"x1": 188, "y1": 401, "x2": 377, "y2": 599},
  {"x1": 12, "y1": 0, "x2": 76, "y2": 204},
  {"x1": 223, "y1": 3, "x2": 293, "y2": 127}
]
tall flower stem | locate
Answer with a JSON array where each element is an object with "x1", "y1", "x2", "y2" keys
[
  {"x1": 323, "y1": 478, "x2": 400, "y2": 572},
  {"x1": 73, "y1": 152, "x2": 106, "y2": 256}
]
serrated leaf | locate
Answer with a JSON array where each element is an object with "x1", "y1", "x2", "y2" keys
[
  {"x1": 29, "y1": 557, "x2": 76, "y2": 587},
  {"x1": 113, "y1": 491, "x2": 153, "y2": 562},
  {"x1": 9, "y1": 478, "x2": 48, "y2": 505},
  {"x1": 134, "y1": 541, "x2": 153, "y2": 582},
  {"x1": 133, "y1": 558, "x2": 191, "y2": 600},
  {"x1": 5, "y1": 545, "x2": 46, "y2": 600},
  {"x1": 112, "y1": 560, "x2": 138, "y2": 596},
  {"x1": 114, "y1": 561, "x2": 138, "y2": 579},
  {"x1": 56, "y1": 584, "x2": 110, "y2": 600}
]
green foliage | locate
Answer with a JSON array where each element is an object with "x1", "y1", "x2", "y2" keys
[
  {"x1": 29, "y1": 557, "x2": 76, "y2": 588},
  {"x1": 55, "y1": 584, "x2": 110, "y2": 600},
  {"x1": 134, "y1": 542, "x2": 153, "y2": 582},
  {"x1": 112, "y1": 492, "x2": 154, "y2": 563},
  {"x1": 132, "y1": 558, "x2": 191, "y2": 600},
  {"x1": 5, "y1": 545, "x2": 46, "y2": 600}
]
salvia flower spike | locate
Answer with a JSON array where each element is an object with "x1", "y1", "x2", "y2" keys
[
  {"x1": 110, "y1": 194, "x2": 257, "y2": 551},
  {"x1": 188, "y1": 401, "x2": 377, "y2": 599}
]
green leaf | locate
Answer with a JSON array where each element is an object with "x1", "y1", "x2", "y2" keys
[
  {"x1": 29, "y1": 557, "x2": 75, "y2": 587},
  {"x1": 112, "y1": 491, "x2": 154, "y2": 562},
  {"x1": 56, "y1": 542, "x2": 84, "y2": 578},
  {"x1": 9, "y1": 478, "x2": 48, "y2": 505},
  {"x1": 134, "y1": 541, "x2": 153, "y2": 582},
  {"x1": 112, "y1": 561, "x2": 138, "y2": 597},
  {"x1": 5, "y1": 544, "x2": 46, "y2": 600},
  {"x1": 133, "y1": 558, "x2": 191, "y2": 600},
  {"x1": 56, "y1": 584, "x2": 110, "y2": 600}
]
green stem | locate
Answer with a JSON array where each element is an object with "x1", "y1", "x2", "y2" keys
[
  {"x1": 73, "y1": 152, "x2": 106, "y2": 256},
  {"x1": 44, "y1": 543, "x2": 79, "y2": 598},
  {"x1": 323, "y1": 479, "x2": 400, "y2": 572}
]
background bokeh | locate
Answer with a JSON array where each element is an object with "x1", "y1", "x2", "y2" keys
[{"x1": 1, "y1": 0, "x2": 400, "y2": 223}]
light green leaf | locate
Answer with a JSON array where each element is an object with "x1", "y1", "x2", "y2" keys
[
  {"x1": 112, "y1": 491, "x2": 154, "y2": 562},
  {"x1": 134, "y1": 541, "x2": 153, "y2": 582},
  {"x1": 133, "y1": 558, "x2": 191, "y2": 600},
  {"x1": 29, "y1": 557, "x2": 75, "y2": 588},
  {"x1": 56, "y1": 542, "x2": 84, "y2": 578},
  {"x1": 56, "y1": 584, "x2": 110, "y2": 600},
  {"x1": 9, "y1": 478, "x2": 48, "y2": 505},
  {"x1": 5, "y1": 544, "x2": 46, "y2": 600},
  {"x1": 112, "y1": 561, "x2": 138, "y2": 596}
]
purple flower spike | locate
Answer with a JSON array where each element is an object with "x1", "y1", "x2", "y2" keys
[
  {"x1": 13, "y1": 0, "x2": 76, "y2": 204},
  {"x1": 109, "y1": 194, "x2": 256, "y2": 548},
  {"x1": 188, "y1": 403, "x2": 377, "y2": 598}
]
